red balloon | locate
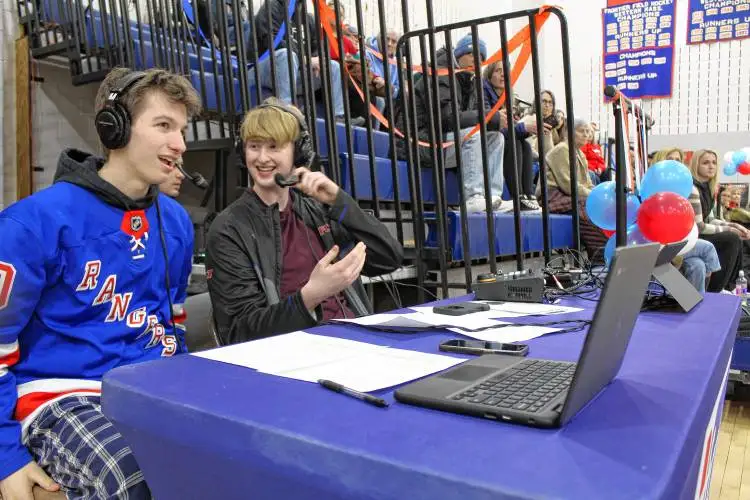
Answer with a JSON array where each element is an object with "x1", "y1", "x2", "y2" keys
[
  {"x1": 636, "y1": 192, "x2": 694, "y2": 244},
  {"x1": 738, "y1": 162, "x2": 750, "y2": 175},
  {"x1": 602, "y1": 229, "x2": 615, "y2": 237}
]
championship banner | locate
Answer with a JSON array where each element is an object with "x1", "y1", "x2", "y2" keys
[
  {"x1": 687, "y1": 0, "x2": 750, "y2": 45},
  {"x1": 602, "y1": 0, "x2": 676, "y2": 99}
]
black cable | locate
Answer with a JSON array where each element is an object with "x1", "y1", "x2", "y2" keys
[
  {"x1": 155, "y1": 197, "x2": 180, "y2": 352},
  {"x1": 391, "y1": 279, "x2": 440, "y2": 301}
]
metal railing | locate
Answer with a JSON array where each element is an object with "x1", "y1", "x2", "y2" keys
[
  {"x1": 395, "y1": 6, "x2": 580, "y2": 300},
  {"x1": 18, "y1": 0, "x2": 584, "y2": 301}
]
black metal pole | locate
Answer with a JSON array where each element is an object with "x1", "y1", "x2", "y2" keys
[
  {"x1": 445, "y1": 30, "x2": 474, "y2": 291},
  {"x1": 553, "y1": 8, "x2": 581, "y2": 252},
  {"x1": 528, "y1": 13, "x2": 551, "y2": 264},
  {"x1": 499, "y1": 19, "x2": 523, "y2": 271},
  {"x1": 613, "y1": 99, "x2": 627, "y2": 247}
]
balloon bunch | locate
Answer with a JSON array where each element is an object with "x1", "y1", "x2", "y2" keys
[
  {"x1": 585, "y1": 160, "x2": 698, "y2": 266},
  {"x1": 723, "y1": 148, "x2": 750, "y2": 176}
]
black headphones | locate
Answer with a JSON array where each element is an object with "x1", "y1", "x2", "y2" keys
[
  {"x1": 237, "y1": 101, "x2": 314, "y2": 168},
  {"x1": 95, "y1": 71, "x2": 148, "y2": 150}
]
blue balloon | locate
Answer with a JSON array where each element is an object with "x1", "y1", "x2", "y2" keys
[
  {"x1": 724, "y1": 162, "x2": 739, "y2": 176},
  {"x1": 626, "y1": 194, "x2": 640, "y2": 226},
  {"x1": 586, "y1": 182, "x2": 617, "y2": 230},
  {"x1": 586, "y1": 181, "x2": 640, "y2": 231},
  {"x1": 732, "y1": 150, "x2": 748, "y2": 166},
  {"x1": 604, "y1": 235, "x2": 616, "y2": 267},
  {"x1": 626, "y1": 224, "x2": 651, "y2": 246},
  {"x1": 639, "y1": 160, "x2": 693, "y2": 200}
]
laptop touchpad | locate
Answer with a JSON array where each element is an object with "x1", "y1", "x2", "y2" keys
[{"x1": 439, "y1": 365, "x2": 497, "y2": 382}]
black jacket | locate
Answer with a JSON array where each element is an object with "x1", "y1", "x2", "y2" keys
[
  {"x1": 396, "y1": 47, "x2": 500, "y2": 167},
  {"x1": 205, "y1": 188, "x2": 403, "y2": 345}
]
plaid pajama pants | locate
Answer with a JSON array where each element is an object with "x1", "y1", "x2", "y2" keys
[{"x1": 25, "y1": 394, "x2": 151, "y2": 500}]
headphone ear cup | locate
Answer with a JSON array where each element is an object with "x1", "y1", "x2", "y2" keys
[
  {"x1": 114, "y1": 104, "x2": 132, "y2": 149},
  {"x1": 95, "y1": 103, "x2": 131, "y2": 150},
  {"x1": 295, "y1": 130, "x2": 314, "y2": 167},
  {"x1": 95, "y1": 108, "x2": 121, "y2": 150}
]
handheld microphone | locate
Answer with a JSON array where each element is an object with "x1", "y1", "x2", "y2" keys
[{"x1": 176, "y1": 164, "x2": 209, "y2": 189}]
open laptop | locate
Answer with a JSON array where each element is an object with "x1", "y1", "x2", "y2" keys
[{"x1": 394, "y1": 243, "x2": 661, "y2": 428}]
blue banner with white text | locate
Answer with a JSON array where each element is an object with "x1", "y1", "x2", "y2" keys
[
  {"x1": 687, "y1": 0, "x2": 750, "y2": 44},
  {"x1": 602, "y1": 0, "x2": 676, "y2": 99}
]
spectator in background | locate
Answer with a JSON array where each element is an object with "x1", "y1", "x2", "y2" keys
[
  {"x1": 482, "y1": 61, "x2": 543, "y2": 211},
  {"x1": 689, "y1": 149, "x2": 746, "y2": 291},
  {"x1": 526, "y1": 90, "x2": 564, "y2": 159},
  {"x1": 580, "y1": 124, "x2": 605, "y2": 185},
  {"x1": 396, "y1": 34, "x2": 508, "y2": 213},
  {"x1": 652, "y1": 147, "x2": 684, "y2": 163},
  {"x1": 541, "y1": 119, "x2": 608, "y2": 260},
  {"x1": 249, "y1": 0, "x2": 360, "y2": 125},
  {"x1": 159, "y1": 157, "x2": 186, "y2": 198},
  {"x1": 345, "y1": 53, "x2": 387, "y2": 128},
  {"x1": 365, "y1": 30, "x2": 401, "y2": 99},
  {"x1": 718, "y1": 186, "x2": 750, "y2": 226}
]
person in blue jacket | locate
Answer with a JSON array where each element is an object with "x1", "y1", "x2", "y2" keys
[{"x1": 0, "y1": 67, "x2": 200, "y2": 499}]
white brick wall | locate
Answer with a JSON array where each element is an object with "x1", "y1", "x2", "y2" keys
[{"x1": 31, "y1": 63, "x2": 100, "y2": 191}]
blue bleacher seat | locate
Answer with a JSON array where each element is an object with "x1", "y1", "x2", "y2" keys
[
  {"x1": 425, "y1": 211, "x2": 574, "y2": 260},
  {"x1": 189, "y1": 70, "x2": 245, "y2": 114},
  {"x1": 338, "y1": 153, "x2": 460, "y2": 205},
  {"x1": 316, "y1": 120, "x2": 390, "y2": 159}
]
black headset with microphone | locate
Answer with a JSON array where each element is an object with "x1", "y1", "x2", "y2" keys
[{"x1": 94, "y1": 70, "x2": 183, "y2": 351}]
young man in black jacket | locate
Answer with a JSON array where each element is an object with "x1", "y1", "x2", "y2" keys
[
  {"x1": 205, "y1": 100, "x2": 403, "y2": 345},
  {"x1": 397, "y1": 34, "x2": 508, "y2": 213}
]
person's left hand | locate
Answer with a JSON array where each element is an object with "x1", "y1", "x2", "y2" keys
[
  {"x1": 293, "y1": 168, "x2": 340, "y2": 205},
  {"x1": 731, "y1": 223, "x2": 750, "y2": 239}
]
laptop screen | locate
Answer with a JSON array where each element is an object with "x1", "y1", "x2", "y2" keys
[{"x1": 560, "y1": 243, "x2": 661, "y2": 425}]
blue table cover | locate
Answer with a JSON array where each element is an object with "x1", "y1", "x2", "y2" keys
[{"x1": 102, "y1": 293, "x2": 740, "y2": 499}]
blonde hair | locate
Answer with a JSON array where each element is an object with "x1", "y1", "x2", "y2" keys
[
  {"x1": 239, "y1": 98, "x2": 301, "y2": 145},
  {"x1": 652, "y1": 147, "x2": 683, "y2": 163},
  {"x1": 689, "y1": 149, "x2": 719, "y2": 194}
]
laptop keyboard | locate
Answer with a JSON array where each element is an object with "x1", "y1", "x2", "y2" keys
[{"x1": 450, "y1": 359, "x2": 576, "y2": 413}]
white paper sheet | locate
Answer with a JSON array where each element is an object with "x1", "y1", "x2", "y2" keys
[
  {"x1": 473, "y1": 301, "x2": 583, "y2": 316},
  {"x1": 449, "y1": 325, "x2": 560, "y2": 343},
  {"x1": 334, "y1": 310, "x2": 503, "y2": 330},
  {"x1": 193, "y1": 331, "x2": 464, "y2": 392},
  {"x1": 263, "y1": 348, "x2": 464, "y2": 392},
  {"x1": 193, "y1": 331, "x2": 388, "y2": 373}
]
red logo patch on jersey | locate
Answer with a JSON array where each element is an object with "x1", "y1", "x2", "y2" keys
[
  {"x1": 120, "y1": 210, "x2": 149, "y2": 240},
  {"x1": 317, "y1": 224, "x2": 331, "y2": 236},
  {"x1": 0, "y1": 262, "x2": 17, "y2": 311}
]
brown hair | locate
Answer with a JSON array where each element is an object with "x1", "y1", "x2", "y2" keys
[{"x1": 94, "y1": 67, "x2": 202, "y2": 152}]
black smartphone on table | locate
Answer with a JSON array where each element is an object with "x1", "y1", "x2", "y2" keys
[{"x1": 439, "y1": 339, "x2": 529, "y2": 356}]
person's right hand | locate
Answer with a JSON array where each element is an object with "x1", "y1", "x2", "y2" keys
[
  {"x1": 0, "y1": 461, "x2": 60, "y2": 500},
  {"x1": 302, "y1": 243, "x2": 367, "y2": 310}
]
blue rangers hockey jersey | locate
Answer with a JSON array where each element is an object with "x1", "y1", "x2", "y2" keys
[{"x1": 0, "y1": 149, "x2": 193, "y2": 480}]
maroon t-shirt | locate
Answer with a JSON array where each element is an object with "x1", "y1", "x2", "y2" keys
[{"x1": 278, "y1": 195, "x2": 355, "y2": 321}]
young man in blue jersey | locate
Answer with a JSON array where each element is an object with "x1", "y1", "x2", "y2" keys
[{"x1": 0, "y1": 67, "x2": 200, "y2": 499}]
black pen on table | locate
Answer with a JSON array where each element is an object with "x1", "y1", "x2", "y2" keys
[{"x1": 318, "y1": 379, "x2": 389, "y2": 408}]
